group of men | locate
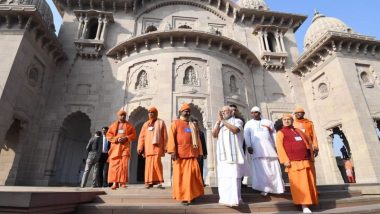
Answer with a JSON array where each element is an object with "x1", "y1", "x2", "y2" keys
[
  {"x1": 212, "y1": 105, "x2": 319, "y2": 213},
  {"x1": 80, "y1": 103, "x2": 319, "y2": 213}
]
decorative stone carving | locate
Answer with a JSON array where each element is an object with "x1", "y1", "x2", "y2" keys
[
  {"x1": 312, "y1": 72, "x2": 331, "y2": 100},
  {"x1": 135, "y1": 70, "x2": 149, "y2": 89},
  {"x1": 229, "y1": 75, "x2": 238, "y2": 93},
  {"x1": 222, "y1": 64, "x2": 244, "y2": 99},
  {"x1": 173, "y1": 16, "x2": 197, "y2": 29},
  {"x1": 356, "y1": 64, "x2": 375, "y2": 88},
  {"x1": 183, "y1": 66, "x2": 199, "y2": 86}
]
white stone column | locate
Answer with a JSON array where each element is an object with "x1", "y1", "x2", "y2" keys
[
  {"x1": 275, "y1": 31, "x2": 281, "y2": 52},
  {"x1": 263, "y1": 31, "x2": 270, "y2": 52},
  {"x1": 77, "y1": 16, "x2": 84, "y2": 39},
  {"x1": 81, "y1": 17, "x2": 89, "y2": 39},
  {"x1": 95, "y1": 16, "x2": 103, "y2": 40},
  {"x1": 100, "y1": 19, "x2": 108, "y2": 41},
  {"x1": 257, "y1": 31, "x2": 264, "y2": 52},
  {"x1": 279, "y1": 33, "x2": 286, "y2": 52}
]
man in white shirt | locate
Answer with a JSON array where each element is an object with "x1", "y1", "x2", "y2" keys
[
  {"x1": 212, "y1": 106, "x2": 248, "y2": 206},
  {"x1": 244, "y1": 106, "x2": 284, "y2": 196}
]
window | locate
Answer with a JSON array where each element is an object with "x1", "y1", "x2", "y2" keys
[
  {"x1": 229, "y1": 75, "x2": 238, "y2": 93},
  {"x1": 27, "y1": 67, "x2": 39, "y2": 87},
  {"x1": 178, "y1": 24, "x2": 192, "y2": 29},
  {"x1": 183, "y1": 66, "x2": 198, "y2": 86},
  {"x1": 267, "y1": 32, "x2": 277, "y2": 52},
  {"x1": 145, "y1": 25, "x2": 157, "y2": 33},
  {"x1": 86, "y1": 18, "x2": 99, "y2": 40},
  {"x1": 135, "y1": 70, "x2": 148, "y2": 89}
]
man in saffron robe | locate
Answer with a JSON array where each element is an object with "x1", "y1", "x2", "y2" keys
[
  {"x1": 106, "y1": 109, "x2": 137, "y2": 190},
  {"x1": 212, "y1": 106, "x2": 248, "y2": 207},
  {"x1": 293, "y1": 107, "x2": 319, "y2": 156},
  {"x1": 167, "y1": 103, "x2": 204, "y2": 205},
  {"x1": 275, "y1": 114, "x2": 318, "y2": 214},
  {"x1": 137, "y1": 107, "x2": 168, "y2": 189}
]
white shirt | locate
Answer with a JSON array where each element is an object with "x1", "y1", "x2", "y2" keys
[
  {"x1": 102, "y1": 135, "x2": 108, "y2": 154},
  {"x1": 244, "y1": 118, "x2": 278, "y2": 158}
]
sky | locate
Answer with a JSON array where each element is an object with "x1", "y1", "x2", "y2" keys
[{"x1": 46, "y1": 0, "x2": 380, "y2": 53}]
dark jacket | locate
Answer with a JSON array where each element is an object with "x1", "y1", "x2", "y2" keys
[{"x1": 86, "y1": 135, "x2": 102, "y2": 160}]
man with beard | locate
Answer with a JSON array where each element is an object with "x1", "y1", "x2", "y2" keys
[
  {"x1": 212, "y1": 106, "x2": 248, "y2": 207},
  {"x1": 244, "y1": 106, "x2": 284, "y2": 196},
  {"x1": 167, "y1": 103, "x2": 204, "y2": 205},
  {"x1": 137, "y1": 107, "x2": 168, "y2": 189}
]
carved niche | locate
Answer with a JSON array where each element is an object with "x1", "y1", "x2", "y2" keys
[
  {"x1": 174, "y1": 58, "x2": 207, "y2": 93},
  {"x1": 311, "y1": 72, "x2": 331, "y2": 100},
  {"x1": 356, "y1": 64, "x2": 375, "y2": 88},
  {"x1": 127, "y1": 60, "x2": 158, "y2": 98},
  {"x1": 222, "y1": 64, "x2": 244, "y2": 100}
]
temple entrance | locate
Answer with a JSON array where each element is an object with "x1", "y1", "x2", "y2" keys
[
  {"x1": 128, "y1": 107, "x2": 148, "y2": 184},
  {"x1": 0, "y1": 119, "x2": 21, "y2": 185},
  {"x1": 330, "y1": 127, "x2": 356, "y2": 183},
  {"x1": 53, "y1": 111, "x2": 91, "y2": 186}
]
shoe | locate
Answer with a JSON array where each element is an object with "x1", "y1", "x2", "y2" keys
[
  {"x1": 302, "y1": 205, "x2": 312, "y2": 213},
  {"x1": 181, "y1": 201, "x2": 190, "y2": 206},
  {"x1": 260, "y1": 191, "x2": 268, "y2": 196},
  {"x1": 111, "y1": 185, "x2": 117, "y2": 190},
  {"x1": 120, "y1": 184, "x2": 127, "y2": 188},
  {"x1": 156, "y1": 184, "x2": 165, "y2": 189}
]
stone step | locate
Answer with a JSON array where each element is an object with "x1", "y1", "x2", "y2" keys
[
  {"x1": 75, "y1": 195, "x2": 380, "y2": 214},
  {"x1": 94, "y1": 189, "x2": 361, "y2": 204}
]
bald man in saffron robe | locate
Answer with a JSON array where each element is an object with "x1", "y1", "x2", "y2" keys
[
  {"x1": 137, "y1": 107, "x2": 168, "y2": 189},
  {"x1": 106, "y1": 109, "x2": 136, "y2": 189},
  {"x1": 167, "y1": 103, "x2": 204, "y2": 205},
  {"x1": 276, "y1": 114, "x2": 318, "y2": 214}
]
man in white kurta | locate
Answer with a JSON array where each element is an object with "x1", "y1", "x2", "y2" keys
[
  {"x1": 244, "y1": 106, "x2": 284, "y2": 196},
  {"x1": 212, "y1": 106, "x2": 248, "y2": 206}
]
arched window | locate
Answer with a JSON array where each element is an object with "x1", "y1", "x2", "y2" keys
[
  {"x1": 145, "y1": 25, "x2": 157, "y2": 33},
  {"x1": 183, "y1": 66, "x2": 198, "y2": 85},
  {"x1": 229, "y1": 75, "x2": 238, "y2": 93},
  {"x1": 267, "y1": 32, "x2": 277, "y2": 52},
  {"x1": 27, "y1": 67, "x2": 39, "y2": 87},
  {"x1": 86, "y1": 18, "x2": 99, "y2": 40},
  {"x1": 360, "y1": 72, "x2": 370, "y2": 83},
  {"x1": 178, "y1": 24, "x2": 192, "y2": 29},
  {"x1": 135, "y1": 70, "x2": 148, "y2": 89}
]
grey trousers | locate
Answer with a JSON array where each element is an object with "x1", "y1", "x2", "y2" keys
[{"x1": 80, "y1": 158, "x2": 99, "y2": 188}]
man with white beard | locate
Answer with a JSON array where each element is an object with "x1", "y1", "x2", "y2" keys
[
  {"x1": 244, "y1": 106, "x2": 284, "y2": 196},
  {"x1": 212, "y1": 106, "x2": 248, "y2": 206}
]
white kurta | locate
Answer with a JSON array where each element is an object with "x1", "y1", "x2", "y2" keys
[
  {"x1": 216, "y1": 117, "x2": 249, "y2": 206},
  {"x1": 244, "y1": 118, "x2": 284, "y2": 194}
]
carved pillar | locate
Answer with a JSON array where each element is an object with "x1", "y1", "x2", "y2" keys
[
  {"x1": 100, "y1": 19, "x2": 108, "y2": 40},
  {"x1": 257, "y1": 31, "x2": 264, "y2": 52},
  {"x1": 275, "y1": 31, "x2": 281, "y2": 52},
  {"x1": 81, "y1": 17, "x2": 88, "y2": 39},
  {"x1": 279, "y1": 33, "x2": 286, "y2": 52},
  {"x1": 77, "y1": 16, "x2": 84, "y2": 39},
  {"x1": 263, "y1": 31, "x2": 270, "y2": 52},
  {"x1": 95, "y1": 16, "x2": 103, "y2": 40}
]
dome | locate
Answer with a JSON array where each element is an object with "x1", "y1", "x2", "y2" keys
[
  {"x1": 237, "y1": 0, "x2": 269, "y2": 11},
  {"x1": 304, "y1": 11, "x2": 353, "y2": 50}
]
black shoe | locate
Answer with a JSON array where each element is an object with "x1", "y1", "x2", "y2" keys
[
  {"x1": 157, "y1": 184, "x2": 165, "y2": 189},
  {"x1": 181, "y1": 201, "x2": 190, "y2": 206}
]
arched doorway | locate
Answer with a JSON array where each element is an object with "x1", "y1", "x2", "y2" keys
[
  {"x1": 52, "y1": 111, "x2": 91, "y2": 186},
  {"x1": 128, "y1": 106, "x2": 148, "y2": 184},
  {"x1": 0, "y1": 119, "x2": 22, "y2": 185}
]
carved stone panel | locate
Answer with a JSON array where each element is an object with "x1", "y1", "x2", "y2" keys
[
  {"x1": 174, "y1": 57, "x2": 208, "y2": 93},
  {"x1": 356, "y1": 64, "x2": 375, "y2": 88},
  {"x1": 126, "y1": 60, "x2": 158, "y2": 99},
  {"x1": 311, "y1": 72, "x2": 331, "y2": 100},
  {"x1": 222, "y1": 64, "x2": 245, "y2": 101},
  {"x1": 173, "y1": 16, "x2": 197, "y2": 29}
]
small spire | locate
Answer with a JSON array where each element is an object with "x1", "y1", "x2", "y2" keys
[
  {"x1": 314, "y1": 9, "x2": 319, "y2": 16},
  {"x1": 312, "y1": 9, "x2": 324, "y2": 22}
]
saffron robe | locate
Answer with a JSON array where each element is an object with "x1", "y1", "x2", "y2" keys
[
  {"x1": 276, "y1": 127, "x2": 318, "y2": 205},
  {"x1": 138, "y1": 119, "x2": 168, "y2": 185},
  {"x1": 167, "y1": 119, "x2": 204, "y2": 201},
  {"x1": 106, "y1": 121, "x2": 136, "y2": 183},
  {"x1": 294, "y1": 118, "x2": 319, "y2": 151}
]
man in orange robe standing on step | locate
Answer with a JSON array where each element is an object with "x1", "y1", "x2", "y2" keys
[
  {"x1": 106, "y1": 108, "x2": 136, "y2": 190},
  {"x1": 276, "y1": 114, "x2": 318, "y2": 214},
  {"x1": 293, "y1": 107, "x2": 319, "y2": 157},
  {"x1": 167, "y1": 103, "x2": 204, "y2": 205},
  {"x1": 137, "y1": 107, "x2": 168, "y2": 189}
]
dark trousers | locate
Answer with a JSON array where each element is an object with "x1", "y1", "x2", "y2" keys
[
  {"x1": 98, "y1": 153, "x2": 109, "y2": 187},
  {"x1": 81, "y1": 158, "x2": 99, "y2": 188},
  {"x1": 198, "y1": 157, "x2": 204, "y2": 185}
]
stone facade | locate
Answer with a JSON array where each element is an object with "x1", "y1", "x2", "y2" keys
[{"x1": 0, "y1": 0, "x2": 379, "y2": 186}]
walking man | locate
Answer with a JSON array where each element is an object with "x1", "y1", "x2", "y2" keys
[
  {"x1": 80, "y1": 131, "x2": 102, "y2": 188},
  {"x1": 98, "y1": 126, "x2": 110, "y2": 187}
]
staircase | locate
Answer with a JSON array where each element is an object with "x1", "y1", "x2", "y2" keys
[{"x1": 75, "y1": 184, "x2": 380, "y2": 213}]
